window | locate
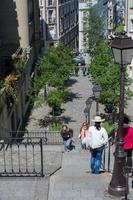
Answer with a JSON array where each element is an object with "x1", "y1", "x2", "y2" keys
[
  {"x1": 40, "y1": 10, "x2": 43, "y2": 18},
  {"x1": 28, "y1": 0, "x2": 34, "y2": 22},
  {"x1": 130, "y1": 19, "x2": 133, "y2": 32},
  {"x1": 130, "y1": 0, "x2": 133, "y2": 8},
  {"x1": 40, "y1": 0, "x2": 43, "y2": 5},
  {"x1": 48, "y1": 0, "x2": 52, "y2": 6},
  {"x1": 47, "y1": 25, "x2": 55, "y2": 39},
  {"x1": 48, "y1": 10, "x2": 53, "y2": 16},
  {"x1": 48, "y1": 10, "x2": 53, "y2": 23}
]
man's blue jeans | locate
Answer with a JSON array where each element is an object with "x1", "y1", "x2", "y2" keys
[
  {"x1": 63, "y1": 138, "x2": 72, "y2": 151},
  {"x1": 90, "y1": 146, "x2": 104, "y2": 174}
]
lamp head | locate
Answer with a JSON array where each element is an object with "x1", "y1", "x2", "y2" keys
[{"x1": 111, "y1": 33, "x2": 133, "y2": 65}]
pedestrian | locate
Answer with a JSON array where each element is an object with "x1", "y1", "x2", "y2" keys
[
  {"x1": 74, "y1": 64, "x2": 80, "y2": 76},
  {"x1": 78, "y1": 122, "x2": 89, "y2": 152},
  {"x1": 82, "y1": 65, "x2": 87, "y2": 76},
  {"x1": 116, "y1": 116, "x2": 133, "y2": 171},
  {"x1": 60, "y1": 125, "x2": 75, "y2": 152},
  {"x1": 85, "y1": 116, "x2": 108, "y2": 174}
]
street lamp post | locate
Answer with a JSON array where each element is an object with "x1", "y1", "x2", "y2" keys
[
  {"x1": 84, "y1": 107, "x2": 88, "y2": 122},
  {"x1": 85, "y1": 98, "x2": 92, "y2": 123},
  {"x1": 92, "y1": 83, "x2": 102, "y2": 115},
  {"x1": 108, "y1": 32, "x2": 133, "y2": 197}
]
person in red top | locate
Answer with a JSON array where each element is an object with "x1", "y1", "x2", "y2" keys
[
  {"x1": 123, "y1": 116, "x2": 133, "y2": 170},
  {"x1": 78, "y1": 122, "x2": 89, "y2": 152}
]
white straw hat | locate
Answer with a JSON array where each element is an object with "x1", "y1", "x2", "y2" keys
[{"x1": 92, "y1": 116, "x2": 105, "y2": 122}]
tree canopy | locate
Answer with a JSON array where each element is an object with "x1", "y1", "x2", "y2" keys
[
  {"x1": 30, "y1": 43, "x2": 74, "y2": 110},
  {"x1": 89, "y1": 42, "x2": 133, "y2": 110}
]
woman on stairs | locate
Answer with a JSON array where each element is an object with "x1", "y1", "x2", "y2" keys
[
  {"x1": 60, "y1": 125, "x2": 75, "y2": 152},
  {"x1": 78, "y1": 122, "x2": 89, "y2": 152}
]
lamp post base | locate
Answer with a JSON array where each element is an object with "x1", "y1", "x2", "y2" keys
[
  {"x1": 108, "y1": 184, "x2": 127, "y2": 197},
  {"x1": 108, "y1": 142, "x2": 128, "y2": 197}
]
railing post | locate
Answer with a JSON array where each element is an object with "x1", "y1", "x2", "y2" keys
[
  {"x1": 108, "y1": 139, "x2": 111, "y2": 172},
  {"x1": 103, "y1": 148, "x2": 106, "y2": 171},
  {"x1": 40, "y1": 138, "x2": 44, "y2": 177}
]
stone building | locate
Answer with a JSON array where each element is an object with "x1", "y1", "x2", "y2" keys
[
  {"x1": 39, "y1": 0, "x2": 78, "y2": 51},
  {"x1": 125, "y1": 0, "x2": 133, "y2": 38},
  {"x1": 0, "y1": 0, "x2": 41, "y2": 138}
]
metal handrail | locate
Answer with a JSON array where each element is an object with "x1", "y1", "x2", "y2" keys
[{"x1": 102, "y1": 136, "x2": 113, "y2": 172}]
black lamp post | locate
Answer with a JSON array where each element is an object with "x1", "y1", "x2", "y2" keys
[
  {"x1": 108, "y1": 32, "x2": 133, "y2": 197},
  {"x1": 92, "y1": 83, "x2": 102, "y2": 115},
  {"x1": 85, "y1": 98, "x2": 92, "y2": 123},
  {"x1": 84, "y1": 107, "x2": 88, "y2": 122}
]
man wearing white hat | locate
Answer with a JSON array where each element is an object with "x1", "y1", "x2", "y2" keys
[{"x1": 85, "y1": 116, "x2": 108, "y2": 174}]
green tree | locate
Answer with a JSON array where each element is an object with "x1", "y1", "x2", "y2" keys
[
  {"x1": 30, "y1": 43, "x2": 74, "y2": 112},
  {"x1": 46, "y1": 89, "x2": 65, "y2": 115},
  {"x1": 37, "y1": 43, "x2": 73, "y2": 89},
  {"x1": 89, "y1": 42, "x2": 133, "y2": 110},
  {"x1": 83, "y1": 7, "x2": 104, "y2": 56}
]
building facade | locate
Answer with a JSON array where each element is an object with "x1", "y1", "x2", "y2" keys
[
  {"x1": 0, "y1": 0, "x2": 41, "y2": 138},
  {"x1": 79, "y1": 0, "x2": 111, "y2": 53},
  {"x1": 39, "y1": 0, "x2": 78, "y2": 51},
  {"x1": 125, "y1": 0, "x2": 133, "y2": 76},
  {"x1": 78, "y1": 0, "x2": 98, "y2": 53},
  {"x1": 125, "y1": 0, "x2": 133, "y2": 38},
  {"x1": 107, "y1": 0, "x2": 118, "y2": 38}
]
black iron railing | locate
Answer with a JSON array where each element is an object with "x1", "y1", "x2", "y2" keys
[
  {"x1": 9, "y1": 131, "x2": 63, "y2": 145},
  {"x1": 102, "y1": 137, "x2": 113, "y2": 172},
  {"x1": 0, "y1": 138, "x2": 44, "y2": 177},
  {"x1": 0, "y1": 131, "x2": 63, "y2": 177},
  {"x1": 0, "y1": 131, "x2": 114, "y2": 176}
]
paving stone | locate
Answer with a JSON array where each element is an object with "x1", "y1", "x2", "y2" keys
[{"x1": 81, "y1": 189, "x2": 95, "y2": 198}]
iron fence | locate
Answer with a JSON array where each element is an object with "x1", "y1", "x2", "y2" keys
[
  {"x1": 0, "y1": 138, "x2": 44, "y2": 177},
  {"x1": 0, "y1": 131, "x2": 63, "y2": 177},
  {"x1": 0, "y1": 131, "x2": 114, "y2": 176},
  {"x1": 9, "y1": 131, "x2": 63, "y2": 145}
]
